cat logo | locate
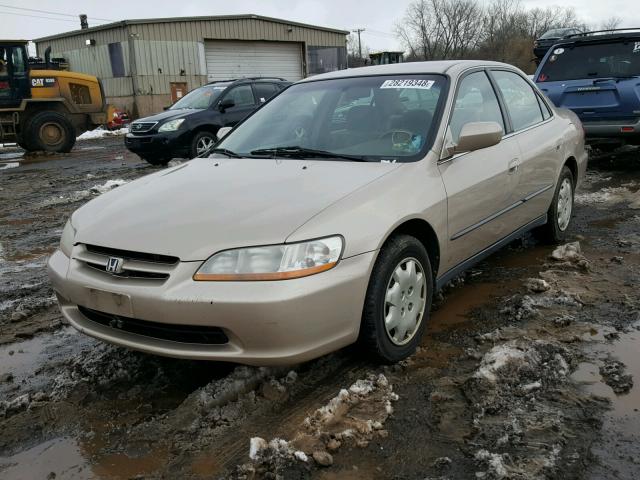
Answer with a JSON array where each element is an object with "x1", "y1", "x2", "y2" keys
[{"x1": 31, "y1": 77, "x2": 57, "y2": 88}]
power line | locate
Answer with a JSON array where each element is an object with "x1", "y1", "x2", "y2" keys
[
  {"x1": 0, "y1": 10, "x2": 110, "y2": 24},
  {"x1": 0, "y1": 3, "x2": 115, "y2": 22}
]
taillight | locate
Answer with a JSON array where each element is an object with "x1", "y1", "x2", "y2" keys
[{"x1": 621, "y1": 126, "x2": 634, "y2": 133}]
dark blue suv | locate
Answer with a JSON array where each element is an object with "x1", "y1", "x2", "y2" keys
[{"x1": 534, "y1": 29, "x2": 640, "y2": 150}]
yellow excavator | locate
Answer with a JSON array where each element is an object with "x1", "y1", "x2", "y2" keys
[{"x1": 0, "y1": 40, "x2": 111, "y2": 152}]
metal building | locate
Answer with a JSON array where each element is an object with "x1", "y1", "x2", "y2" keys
[{"x1": 34, "y1": 15, "x2": 348, "y2": 118}]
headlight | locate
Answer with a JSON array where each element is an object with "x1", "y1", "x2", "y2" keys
[
  {"x1": 60, "y1": 219, "x2": 77, "y2": 257},
  {"x1": 158, "y1": 119, "x2": 185, "y2": 132},
  {"x1": 194, "y1": 236, "x2": 343, "y2": 281}
]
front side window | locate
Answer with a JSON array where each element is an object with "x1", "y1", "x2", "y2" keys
[
  {"x1": 224, "y1": 85, "x2": 255, "y2": 107},
  {"x1": 538, "y1": 41, "x2": 640, "y2": 82},
  {"x1": 492, "y1": 70, "x2": 543, "y2": 131},
  {"x1": 217, "y1": 75, "x2": 447, "y2": 162},
  {"x1": 170, "y1": 84, "x2": 228, "y2": 110},
  {"x1": 449, "y1": 71, "x2": 504, "y2": 143}
]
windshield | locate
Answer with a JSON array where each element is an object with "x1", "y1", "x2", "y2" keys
[
  {"x1": 538, "y1": 41, "x2": 640, "y2": 81},
  {"x1": 217, "y1": 74, "x2": 447, "y2": 162},
  {"x1": 170, "y1": 84, "x2": 229, "y2": 110}
]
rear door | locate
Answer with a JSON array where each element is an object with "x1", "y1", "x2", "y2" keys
[
  {"x1": 490, "y1": 69, "x2": 559, "y2": 225},
  {"x1": 535, "y1": 39, "x2": 640, "y2": 123}
]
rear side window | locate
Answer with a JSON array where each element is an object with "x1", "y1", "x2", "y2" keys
[
  {"x1": 538, "y1": 41, "x2": 640, "y2": 82},
  {"x1": 225, "y1": 85, "x2": 255, "y2": 107},
  {"x1": 492, "y1": 71, "x2": 543, "y2": 131},
  {"x1": 449, "y1": 71, "x2": 504, "y2": 143},
  {"x1": 253, "y1": 83, "x2": 279, "y2": 103}
]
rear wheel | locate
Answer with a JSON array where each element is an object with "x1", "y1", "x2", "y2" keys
[
  {"x1": 26, "y1": 111, "x2": 76, "y2": 153},
  {"x1": 536, "y1": 166, "x2": 574, "y2": 244},
  {"x1": 361, "y1": 235, "x2": 433, "y2": 363},
  {"x1": 190, "y1": 131, "x2": 217, "y2": 158}
]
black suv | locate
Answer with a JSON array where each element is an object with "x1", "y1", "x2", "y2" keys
[{"x1": 125, "y1": 77, "x2": 290, "y2": 165}]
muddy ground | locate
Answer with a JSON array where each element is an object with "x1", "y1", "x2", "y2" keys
[{"x1": 0, "y1": 138, "x2": 639, "y2": 480}]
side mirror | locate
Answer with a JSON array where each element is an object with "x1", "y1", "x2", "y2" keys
[
  {"x1": 218, "y1": 99, "x2": 235, "y2": 112},
  {"x1": 453, "y1": 122, "x2": 503, "y2": 154},
  {"x1": 216, "y1": 126, "x2": 232, "y2": 140}
]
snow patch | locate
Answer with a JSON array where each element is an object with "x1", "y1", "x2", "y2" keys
[{"x1": 77, "y1": 127, "x2": 129, "y2": 141}]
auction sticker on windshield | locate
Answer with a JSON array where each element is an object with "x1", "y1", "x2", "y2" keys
[{"x1": 380, "y1": 79, "x2": 435, "y2": 89}]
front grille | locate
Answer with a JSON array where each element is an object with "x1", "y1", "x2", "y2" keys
[
  {"x1": 78, "y1": 306, "x2": 229, "y2": 344},
  {"x1": 130, "y1": 122, "x2": 157, "y2": 133},
  {"x1": 85, "y1": 261, "x2": 169, "y2": 280},
  {"x1": 76, "y1": 244, "x2": 178, "y2": 282},
  {"x1": 85, "y1": 244, "x2": 178, "y2": 265}
]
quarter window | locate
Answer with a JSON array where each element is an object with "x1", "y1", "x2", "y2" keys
[
  {"x1": 492, "y1": 71, "x2": 544, "y2": 131},
  {"x1": 449, "y1": 71, "x2": 504, "y2": 143}
]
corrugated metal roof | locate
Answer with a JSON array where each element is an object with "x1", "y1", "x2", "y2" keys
[{"x1": 34, "y1": 14, "x2": 349, "y2": 42}]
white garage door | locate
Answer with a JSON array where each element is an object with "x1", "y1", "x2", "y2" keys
[{"x1": 205, "y1": 40, "x2": 303, "y2": 82}]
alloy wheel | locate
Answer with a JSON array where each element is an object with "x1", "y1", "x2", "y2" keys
[{"x1": 196, "y1": 136, "x2": 215, "y2": 155}]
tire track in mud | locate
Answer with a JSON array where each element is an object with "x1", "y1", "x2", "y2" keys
[{"x1": 187, "y1": 355, "x2": 373, "y2": 476}]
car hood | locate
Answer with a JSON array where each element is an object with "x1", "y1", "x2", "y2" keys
[
  {"x1": 134, "y1": 108, "x2": 201, "y2": 124},
  {"x1": 72, "y1": 157, "x2": 400, "y2": 261}
]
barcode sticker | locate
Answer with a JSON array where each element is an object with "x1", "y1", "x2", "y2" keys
[{"x1": 380, "y1": 79, "x2": 435, "y2": 89}]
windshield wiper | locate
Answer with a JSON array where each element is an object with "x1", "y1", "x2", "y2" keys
[
  {"x1": 249, "y1": 146, "x2": 369, "y2": 162},
  {"x1": 207, "y1": 148, "x2": 241, "y2": 158}
]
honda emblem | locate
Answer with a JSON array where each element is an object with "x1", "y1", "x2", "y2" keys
[{"x1": 106, "y1": 257, "x2": 124, "y2": 274}]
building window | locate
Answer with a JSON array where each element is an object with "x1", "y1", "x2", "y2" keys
[
  {"x1": 108, "y1": 42, "x2": 126, "y2": 78},
  {"x1": 307, "y1": 46, "x2": 347, "y2": 75}
]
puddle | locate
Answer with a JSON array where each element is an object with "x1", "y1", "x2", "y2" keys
[
  {"x1": 0, "y1": 437, "x2": 91, "y2": 480},
  {"x1": 0, "y1": 328, "x2": 87, "y2": 395}
]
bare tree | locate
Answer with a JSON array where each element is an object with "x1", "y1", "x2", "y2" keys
[
  {"x1": 600, "y1": 16, "x2": 622, "y2": 31},
  {"x1": 396, "y1": 0, "x2": 483, "y2": 60}
]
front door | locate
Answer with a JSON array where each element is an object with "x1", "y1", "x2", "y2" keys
[
  {"x1": 0, "y1": 44, "x2": 29, "y2": 108},
  {"x1": 438, "y1": 70, "x2": 521, "y2": 271},
  {"x1": 217, "y1": 84, "x2": 257, "y2": 126},
  {"x1": 170, "y1": 82, "x2": 188, "y2": 104}
]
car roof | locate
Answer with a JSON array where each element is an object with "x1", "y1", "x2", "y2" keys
[
  {"x1": 558, "y1": 28, "x2": 640, "y2": 44},
  {"x1": 298, "y1": 60, "x2": 521, "y2": 83}
]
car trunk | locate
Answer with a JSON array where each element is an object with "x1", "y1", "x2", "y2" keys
[{"x1": 535, "y1": 39, "x2": 640, "y2": 123}]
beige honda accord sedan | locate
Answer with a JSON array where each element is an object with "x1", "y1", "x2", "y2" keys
[{"x1": 48, "y1": 60, "x2": 587, "y2": 365}]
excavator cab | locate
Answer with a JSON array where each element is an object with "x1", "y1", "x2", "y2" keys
[{"x1": 0, "y1": 41, "x2": 30, "y2": 108}]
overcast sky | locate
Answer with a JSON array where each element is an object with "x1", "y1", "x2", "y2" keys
[{"x1": 2, "y1": 0, "x2": 640, "y2": 52}]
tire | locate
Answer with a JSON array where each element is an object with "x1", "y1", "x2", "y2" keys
[
  {"x1": 190, "y1": 131, "x2": 217, "y2": 158},
  {"x1": 141, "y1": 155, "x2": 171, "y2": 166},
  {"x1": 26, "y1": 111, "x2": 76, "y2": 153},
  {"x1": 535, "y1": 166, "x2": 574, "y2": 244},
  {"x1": 360, "y1": 234, "x2": 434, "y2": 363}
]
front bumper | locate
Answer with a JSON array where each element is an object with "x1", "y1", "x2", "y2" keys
[
  {"x1": 47, "y1": 248, "x2": 375, "y2": 366},
  {"x1": 124, "y1": 131, "x2": 188, "y2": 157}
]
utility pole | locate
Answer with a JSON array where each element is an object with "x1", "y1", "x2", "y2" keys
[{"x1": 352, "y1": 28, "x2": 366, "y2": 58}]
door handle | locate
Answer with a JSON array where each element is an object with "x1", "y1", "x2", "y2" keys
[{"x1": 508, "y1": 158, "x2": 520, "y2": 174}]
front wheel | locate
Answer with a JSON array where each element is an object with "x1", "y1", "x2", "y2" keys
[
  {"x1": 190, "y1": 131, "x2": 217, "y2": 158},
  {"x1": 536, "y1": 166, "x2": 574, "y2": 244},
  {"x1": 25, "y1": 111, "x2": 76, "y2": 153},
  {"x1": 360, "y1": 235, "x2": 433, "y2": 363}
]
